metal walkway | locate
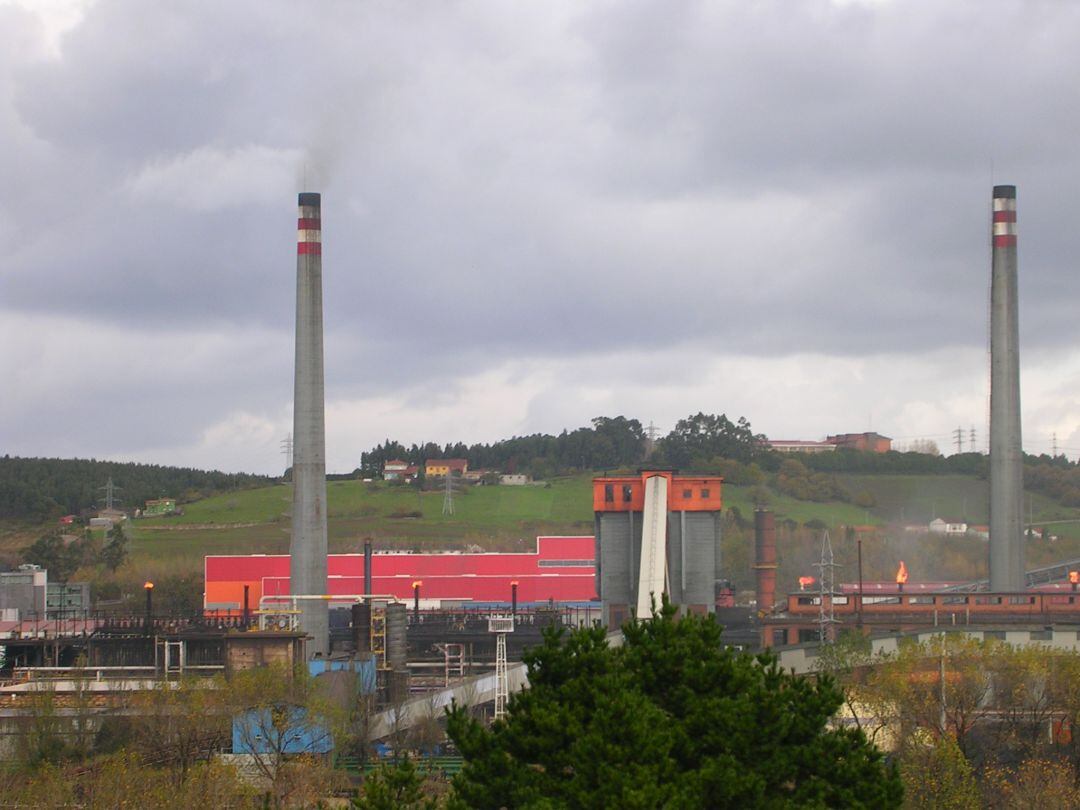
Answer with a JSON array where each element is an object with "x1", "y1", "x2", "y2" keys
[
  {"x1": 366, "y1": 630, "x2": 627, "y2": 740},
  {"x1": 942, "y1": 557, "x2": 1080, "y2": 592}
]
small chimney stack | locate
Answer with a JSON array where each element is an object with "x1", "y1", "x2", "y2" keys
[{"x1": 753, "y1": 509, "x2": 777, "y2": 615}]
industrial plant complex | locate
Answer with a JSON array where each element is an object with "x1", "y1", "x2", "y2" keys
[{"x1": 3, "y1": 184, "x2": 1076, "y2": 770}]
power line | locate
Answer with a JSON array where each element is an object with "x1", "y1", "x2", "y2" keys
[
  {"x1": 442, "y1": 472, "x2": 456, "y2": 516},
  {"x1": 280, "y1": 433, "x2": 293, "y2": 471},
  {"x1": 98, "y1": 477, "x2": 121, "y2": 510},
  {"x1": 814, "y1": 530, "x2": 840, "y2": 644},
  {"x1": 644, "y1": 421, "x2": 660, "y2": 460}
]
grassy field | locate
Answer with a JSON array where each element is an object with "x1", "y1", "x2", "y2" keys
[
  {"x1": 119, "y1": 475, "x2": 886, "y2": 576},
  {"x1": 122, "y1": 476, "x2": 597, "y2": 573},
  {"x1": 724, "y1": 484, "x2": 877, "y2": 527},
  {"x1": 836, "y1": 474, "x2": 1080, "y2": 541},
  {"x1": 6, "y1": 470, "x2": 1080, "y2": 582}
]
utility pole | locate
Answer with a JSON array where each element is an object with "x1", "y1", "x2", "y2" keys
[
  {"x1": 1053, "y1": 432, "x2": 1059, "y2": 457},
  {"x1": 939, "y1": 641, "x2": 947, "y2": 734},
  {"x1": 953, "y1": 426, "x2": 964, "y2": 454},
  {"x1": 849, "y1": 525, "x2": 863, "y2": 631},
  {"x1": 970, "y1": 426, "x2": 977, "y2": 454}
]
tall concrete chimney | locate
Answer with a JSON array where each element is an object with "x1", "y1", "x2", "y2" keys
[
  {"x1": 989, "y1": 184, "x2": 1025, "y2": 592},
  {"x1": 291, "y1": 191, "x2": 329, "y2": 655}
]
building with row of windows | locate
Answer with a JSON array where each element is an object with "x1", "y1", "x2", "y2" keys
[{"x1": 768, "y1": 431, "x2": 892, "y2": 454}]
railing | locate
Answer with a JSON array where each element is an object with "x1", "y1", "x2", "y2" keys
[
  {"x1": 9, "y1": 664, "x2": 224, "y2": 682},
  {"x1": 941, "y1": 557, "x2": 1080, "y2": 592},
  {"x1": 404, "y1": 605, "x2": 601, "y2": 629},
  {"x1": 4, "y1": 610, "x2": 256, "y2": 640},
  {"x1": 786, "y1": 591, "x2": 1080, "y2": 618}
]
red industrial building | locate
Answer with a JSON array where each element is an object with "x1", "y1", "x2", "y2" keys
[
  {"x1": 762, "y1": 583, "x2": 1080, "y2": 648},
  {"x1": 825, "y1": 432, "x2": 892, "y2": 453},
  {"x1": 204, "y1": 536, "x2": 596, "y2": 612}
]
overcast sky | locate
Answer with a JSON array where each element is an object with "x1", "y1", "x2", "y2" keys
[{"x1": 2, "y1": 0, "x2": 1079, "y2": 475}]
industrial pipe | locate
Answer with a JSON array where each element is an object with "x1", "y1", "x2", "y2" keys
[
  {"x1": 144, "y1": 581, "x2": 154, "y2": 632},
  {"x1": 258, "y1": 593, "x2": 402, "y2": 611},
  {"x1": 364, "y1": 540, "x2": 373, "y2": 596}
]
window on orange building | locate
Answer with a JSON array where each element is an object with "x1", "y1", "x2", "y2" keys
[
  {"x1": 700, "y1": 489, "x2": 710, "y2": 499},
  {"x1": 683, "y1": 489, "x2": 692, "y2": 499},
  {"x1": 604, "y1": 484, "x2": 614, "y2": 503},
  {"x1": 622, "y1": 485, "x2": 633, "y2": 502}
]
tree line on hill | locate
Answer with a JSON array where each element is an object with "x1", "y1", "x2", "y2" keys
[
  {"x1": 5, "y1": 419, "x2": 1076, "y2": 524},
  {"x1": 0, "y1": 456, "x2": 269, "y2": 523},
  {"x1": 358, "y1": 413, "x2": 769, "y2": 481},
  {"x1": 359, "y1": 413, "x2": 1080, "y2": 508}
]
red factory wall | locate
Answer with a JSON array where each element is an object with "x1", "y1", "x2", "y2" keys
[{"x1": 204, "y1": 535, "x2": 596, "y2": 610}]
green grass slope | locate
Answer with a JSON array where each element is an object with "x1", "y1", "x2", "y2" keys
[
  {"x1": 12, "y1": 471, "x2": 1080, "y2": 583},
  {"x1": 837, "y1": 474, "x2": 1080, "y2": 541},
  {"x1": 127, "y1": 476, "x2": 597, "y2": 572}
]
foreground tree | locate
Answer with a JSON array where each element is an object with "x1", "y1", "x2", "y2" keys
[
  {"x1": 223, "y1": 664, "x2": 347, "y2": 808},
  {"x1": 862, "y1": 635, "x2": 994, "y2": 759},
  {"x1": 446, "y1": 601, "x2": 902, "y2": 808},
  {"x1": 354, "y1": 756, "x2": 443, "y2": 810},
  {"x1": 130, "y1": 676, "x2": 229, "y2": 783},
  {"x1": 898, "y1": 734, "x2": 980, "y2": 810}
]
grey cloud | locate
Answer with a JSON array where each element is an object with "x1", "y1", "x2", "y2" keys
[{"x1": 3, "y1": 0, "x2": 1080, "y2": 469}]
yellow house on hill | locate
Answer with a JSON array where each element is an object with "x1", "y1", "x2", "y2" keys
[{"x1": 425, "y1": 459, "x2": 468, "y2": 477}]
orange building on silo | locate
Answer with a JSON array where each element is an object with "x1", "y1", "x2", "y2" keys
[{"x1": 593, "y1": 469, "x2": 723, "y2": 627}]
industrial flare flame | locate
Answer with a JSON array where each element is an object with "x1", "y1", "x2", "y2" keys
[
  {"x1": 1070, "y1": 571, "x2": 1079, "y2": 585},
  {"x1": 896, "y1": 561, "x2": 909, "y2": 585},
  {"x1": 798, "y1": 576, "x2": 816, "y2": 590}
]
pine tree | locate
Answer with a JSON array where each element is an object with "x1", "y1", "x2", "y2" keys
[{"x1": 446, "y1": 599, "x2": 902, "y2": 808}]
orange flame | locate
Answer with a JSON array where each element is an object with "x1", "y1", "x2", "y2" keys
[
  {"x1": 798, "y1": 576, "x2": 816, "y2": 590},
  {"x1": 896, "y1": 561, "x2": 909, "y2": 585},
  {"x1": 1070, "y1": 571, "x2": 1079, "y2": 585}
]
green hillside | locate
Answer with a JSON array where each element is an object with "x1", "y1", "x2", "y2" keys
[
  {"x1": 837, "y1": 474, "x2": 1080, "y2": 540},
  {"x1": 125, "y1": 476, "x2": 596, "y2": 570},
  {"x1": 118, "y1": 475, "x2": 888, "y2": 576},
  {"x1": 8, "y1": 471, "x2": 1080, "y2": 589}
]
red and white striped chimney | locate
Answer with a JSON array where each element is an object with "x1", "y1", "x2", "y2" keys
[{"x1": 291, "y1": 192, "x2": 329, "y2": 656}]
